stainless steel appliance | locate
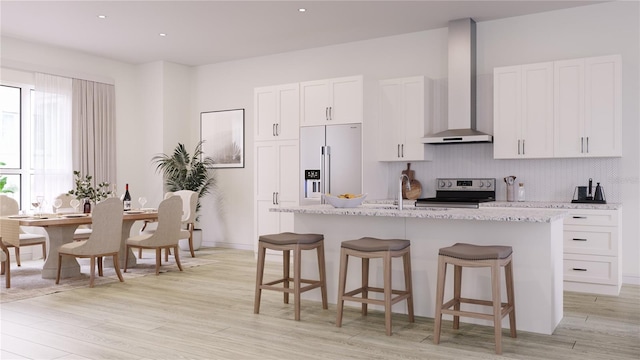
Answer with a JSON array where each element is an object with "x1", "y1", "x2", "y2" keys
[
  {"x1": 300, "y1": 124, "x2": 362, "y2": 205},
  {"x1": 415, "y1": 178, "x2": 496, "y2": 208}
]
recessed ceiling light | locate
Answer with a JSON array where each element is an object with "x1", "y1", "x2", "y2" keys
[
  {"x1": 298, "y1": 8, "x2": 306, "y2": 12},
  {"x1": 159, "y1": 33, "x2": 167, "y2": 37},
  {"x1": 97, "y1": 15, "x2": 107, "y2": 19}
]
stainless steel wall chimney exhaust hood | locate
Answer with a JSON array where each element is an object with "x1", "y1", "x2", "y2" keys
[{"x1": 422, "y1": 18, "x2": 493, "y2": 144}]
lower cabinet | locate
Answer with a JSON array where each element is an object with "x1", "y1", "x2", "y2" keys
[{"x1": 563, "y1": 208, "x2": 622, "y2": 295}]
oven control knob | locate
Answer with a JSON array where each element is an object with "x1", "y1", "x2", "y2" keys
[
  {"x1": 439, "y1": 181, "x2": 446, "y2": 188},
  {"x1": 479, "y1": 181, "x2": 485, "y2": 188},
  {"x1": 447, "y1": 181, "x2": 453, "y2": 187}
]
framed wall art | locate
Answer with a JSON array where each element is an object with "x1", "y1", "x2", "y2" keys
[{"x1": 201, "y1": 109, "x2": 245, "y2": 168}]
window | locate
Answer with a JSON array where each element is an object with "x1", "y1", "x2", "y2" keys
[{"x1": 0, "y1": 83, "x2": 34, "y2": 209}]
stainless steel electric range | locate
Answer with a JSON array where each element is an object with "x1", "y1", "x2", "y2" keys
[{"x1": 415, "y1": 178, "x2": 496, "y2": 209}]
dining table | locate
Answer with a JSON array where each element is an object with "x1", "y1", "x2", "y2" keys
[{"x1": 9, "y1": 210, "x2": 158, "y2": 279}]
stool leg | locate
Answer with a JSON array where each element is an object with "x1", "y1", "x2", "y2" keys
[
  {"x1": 254, "y1": 242, "x2": 266, "y2": 314},
  {"x1": 433, "y1": 255, "x2": 447, "y2": 344},
  {"x1": 283, "y1": 249, "x2": 290, "y2": 304},
  {"x1": 383, "y1": 250, "x2": 392, "y2": 336},
  {"x1": 505, "y1": 258, "x2": 517, "y2": 338},
  {"x1": 403, "y1": 249, "x2": 415, "y2": 323},
  {"x1": 294, "y1": 245, "x2": 302, "y2": 321},
  {"x1": 491, "y1": 260, "x2": 503, "y2": 355},
  {"x1": 317, "y1": 241, "x2": 328, "y2": 310},
  {"x1": 336, "y1": 247, "x2": 349, "y2": 328},
  {"x1": 362, "y1": 257, "x2": 369, "y2": 316},
  {"x1": 453, "y1": 264, "x2": 462, "y2": 329}
]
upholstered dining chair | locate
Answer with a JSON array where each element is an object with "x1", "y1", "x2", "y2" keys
[
  {"x1": 139, "y1": 190, "x2": 197, "y2": 258},
  {"x1": 55, "y1": 197, "x2": 124, "y2": 288},
  {"x1": 55, "y1": 193, "x2": 92, "y2": 240},
  {"x1": 125, "y1": 196, "x2": 183, "y2": 275},
  {"x1": 0, "y1": 237, "x2": 10, "y2": 288},
  {"x1": 0, "y1": 194, "x2": 47, "y2": 266}
]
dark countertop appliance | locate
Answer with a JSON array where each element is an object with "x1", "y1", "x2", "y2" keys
[{"x1": 416, "y1": 178, "x2": 496, "y2": 209}]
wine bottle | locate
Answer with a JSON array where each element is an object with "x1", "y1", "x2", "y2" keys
[
  {"x1": 83, "y1": 198, "x2": 91, "y2": 213},
  {"x1": 123, "y1": 183, "x2": 132, "y2": 210}
]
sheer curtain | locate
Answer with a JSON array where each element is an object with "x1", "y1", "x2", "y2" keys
[
  {"x1": 71, "y1": 79, "x2": 116, "y2": 193},
  {"x1": 33, "y1": 73, "x2": 73, "y2": 205}
]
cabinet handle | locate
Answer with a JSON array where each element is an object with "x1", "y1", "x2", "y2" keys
[
  {"x1": 518, "y1": 139, "x2": 520, "y2": 155},
  {"x1": 272, "y1": 124, "x2": 276, "y2": 137},
  {"x1": 275, "y1": 123, "x2": 279, "y2": 136},
  {"x1": 325, "y1": 107, "x2": 329, "y2": 121},
  {"x1": 276, "y1": 192, "x2": 279, "y2": 205},
  {"x1": 329, "y1": 106, "x2": 333, "y2": 120},
  {"x1": 586, "y1": 137, "x2": 589, "y2": 153},
  {"x1": 572, "y1": 268, "x2": 587, "y2": 272},
  {"x1": 397, "y1": 144, "x2": 401, "y2": 158},
  {"x1": 522, "y1": 139, "x2": 525, "y2": 155},
  {"x1": 401, "y1": 144, "x2": 404, "y2": 157},
  {"x1": 572, "y1": 238, "x2": 588, "y2": 241},
  {"x1": 572, "y1": 216, "x2": 587, "y2": 219},
  {"x1": 581, "y1": 137, "x2": 584, "y2": 153}
]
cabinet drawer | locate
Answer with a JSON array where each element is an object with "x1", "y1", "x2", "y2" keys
[
  {"x1": 563, "y1": 254, "x2": 617, "y2": 285},
  {"x1": 564, "y1": 225, "x2": 617, "y2": 256},
  {"x1": 564, "y1": 209, "x2": 618, "y2": 226}
]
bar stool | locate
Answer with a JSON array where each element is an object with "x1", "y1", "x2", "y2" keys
[
  {"x1": 433, "y1": 243, "x2": 516, "y2": 355},
  {"x1": 336, "y1": 237, "x2": 414, "y2": 336},
  {"x1": 254, "y1": 232, "x2": 327, "y2": 321}
]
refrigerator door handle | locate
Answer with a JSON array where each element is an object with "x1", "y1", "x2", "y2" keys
[
  {"x1": 320, "y1": 146, "x2": 326, "y2": 200},
  {"x1": 325, "y1": 145, "x2": 331, "y2": 194}
]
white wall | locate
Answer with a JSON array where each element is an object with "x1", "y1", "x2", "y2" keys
[{"x1": 191, "y1": 1, "x2": 640, "y2": 281}]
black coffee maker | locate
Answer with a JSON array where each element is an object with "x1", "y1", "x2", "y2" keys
[{"x1": 572, "y1": 178, "x2": 606, "y2": 204}]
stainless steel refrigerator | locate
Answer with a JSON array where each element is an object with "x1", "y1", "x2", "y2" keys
[{"x1": 300, "y1": 124, "x2": 362, "y2": 205}]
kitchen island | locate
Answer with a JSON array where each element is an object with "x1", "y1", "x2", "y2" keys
[{"x1": 271, "y1": 204, "x2": 567, "y2": 335}]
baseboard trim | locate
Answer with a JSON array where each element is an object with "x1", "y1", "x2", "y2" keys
[{"x1": 623, "y1": 275, "x2": 640, "y2": 285}]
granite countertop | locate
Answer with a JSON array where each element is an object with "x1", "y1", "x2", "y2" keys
[
  {"x1": 273, "y1": 203, "x2": 568, "y2": 223},
  {"x1": 481, "y1": 201, "x2": 622, "y2": 210}
]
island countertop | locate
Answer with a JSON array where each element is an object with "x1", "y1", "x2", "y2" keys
[{"x1": 272, "y1": 203, "x2": 568, "y2": 223}]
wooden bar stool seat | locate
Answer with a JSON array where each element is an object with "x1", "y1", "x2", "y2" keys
[
  {"x1": 254, "y1": 232, "x2": 328, "y2": 321},
  {"x1": 336, "y1": 237, "x2": 414, "y2": 336},
  {"x1": 433, "y1": 243, "x2": 516, "y2": 355}
]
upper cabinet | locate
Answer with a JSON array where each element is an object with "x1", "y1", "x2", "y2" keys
[
  {"x1": 300, "y1": 75, "x2": 363, "y2": 126},
  {"x1": 494, "y1": 62, "x2": 554, "y2": 159},
  {"x1": 554, "y1": 55, "x2": 622, "y2": 157},
  {"x1": 254, "y1": 83, "x2": 300, "y2": 141},
  {"x1": 493, "y1": 54, "x2": 621, "y2": 159},
  {"x1": 378, "y1": 76, "x2": 433, "y2": 161}
]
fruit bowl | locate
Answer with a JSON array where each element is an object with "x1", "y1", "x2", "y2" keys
[{"x1": 323, "y1": 193, "x2": 367, "y2": 208}]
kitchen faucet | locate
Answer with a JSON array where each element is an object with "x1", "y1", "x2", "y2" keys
[{"x1": 399, "y1": 174, "x2": 411, "y2": 210}]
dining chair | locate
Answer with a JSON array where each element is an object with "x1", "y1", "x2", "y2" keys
[
  {"x1": 55, "y1": 197, "x2": 124, "y2": 288},
  {"x1": 55, "y1": 193, "x2": 92, "y2": 240},
  {"x1": 0, "y1": 194, "x2": 47, "y2": 266},
  {"x1": 0, "y1": 237, "x2": 11, "y2": 288},
  {"x1": 139, "y1": 190, "x2": 196, "y2": 258},
  {"x1": 125, "y1": 196, "x2": 183, "y2": 275}
]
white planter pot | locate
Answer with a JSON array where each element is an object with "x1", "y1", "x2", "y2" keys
[{"x1": 179, "y1": 228, "x2": 202, "y2": 251}]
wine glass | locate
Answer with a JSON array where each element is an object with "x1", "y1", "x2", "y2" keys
[
  {"x1": 31, "y1": 198, "x2": 41, "y2": 216},
  {"x1": 70, "y1": 198, "x2": 80, "y2": 213},
  {"x1": 36, "y1": 195, "x2": 45, "y2": 215},
  {"x1": 52, "y1": 198, "x2": 63, "y2": 214},
  {"x1": 138, "y1": 196, "x2": 147, "y2": 209}
]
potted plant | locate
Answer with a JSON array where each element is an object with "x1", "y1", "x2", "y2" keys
[
  {"x1": 68, "y1": 171, "x2": 112, "y2": 211},
  {"x1": 152, "y1": 141, "x2": 216, "y2": 250},
  {"x1": 0, "y1": 162, "x2": 14, "y2": 194}
]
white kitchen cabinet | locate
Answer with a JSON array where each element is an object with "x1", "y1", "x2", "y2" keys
[
  {"x1": 378, "y1": 76, "x2": 433, "y2": 161},
  {"x1": 254, "y1": 83, "x2": 299, "y2": 141},
  {"x1": 253, "y1": 140, "x2": 299, "y2": 250},
  {"x1": 300, "y1": 75, "x2": 363, "y2": 126},
  {"x1": 563, "y1": 208, "x2": 622, "y2": 295},
  {"x1": 493, "y1": 62, "x2": 554, "y2": 159},
  {"x1": 554, "y1": 55, "x2": 622, "y2": 157}
]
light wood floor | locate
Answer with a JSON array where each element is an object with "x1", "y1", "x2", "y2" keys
[{"x1": 1, "y1": 248, "x2": 638, "y2": 359}]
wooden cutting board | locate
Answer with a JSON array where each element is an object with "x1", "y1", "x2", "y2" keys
[{"x1": 402, "y1": 163, "x2": 422, "y2": 200}]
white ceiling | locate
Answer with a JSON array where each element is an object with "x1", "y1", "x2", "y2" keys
[{"x1": 1, "y1": 0, "x2": 606, "y2": 67}]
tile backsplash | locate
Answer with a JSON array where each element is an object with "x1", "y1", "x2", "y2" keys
[{"x1": 386, "y1": 143, "x2": 621, "y2": 203}]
